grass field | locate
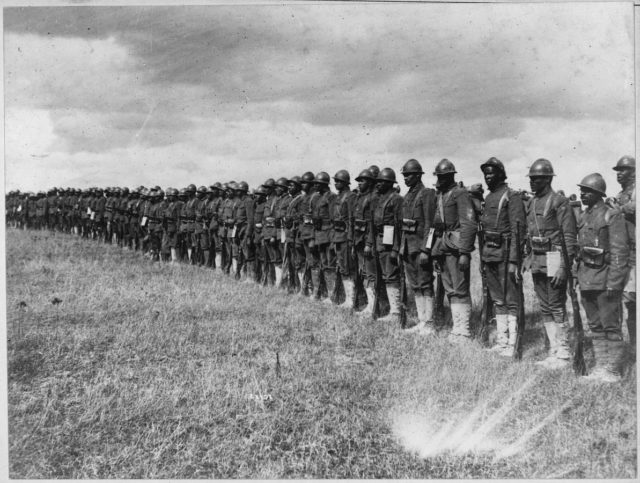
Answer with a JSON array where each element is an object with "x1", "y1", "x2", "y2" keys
[{"x1": 5, "y1": 228, "x2": 637, "y2": 478}]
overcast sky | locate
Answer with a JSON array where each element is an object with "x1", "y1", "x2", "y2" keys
[{"x1": 4, "y1": 2, "x2": 634, "y2": 196}]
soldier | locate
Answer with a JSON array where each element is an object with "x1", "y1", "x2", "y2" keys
[
  {"x1": 262, "y1": 178, "x2": 282, "y2": 285},
  {"x1": 352, "y1": 168, "x2": 378, "y2": 314},
  {"x1": 194, "y1": 186, "x2": 210, "y2": 266},
  {"x1": 231, "y1": 181, "x2": 254, "y2": 279},
  {"x1": 205, "y1": 184, "x2": 223, "y2": 269},
  {"x1": 93, "y1": 188, "x2": 106, "y2": 240},
  {"x1": 399, "y1": 159, "x2": 437, "y2": 334},
  {"x1": 221, "y1": 183, "x2": 237, "y2": 274},
  {"x1": 283, "y1": 176, "x2": 305, "y2": 290},
  {"x1": 331, "y1": 170, "x2": 356, "y2": 306},
  {"x1": 367, "y1": 167, "x2": 403, "y2": 322},
  {"x1": 299, "y1": 172, "x2": 318, "y2": 295},
  {"x1": 312, "y1": 172, "x2": 338, "y2": 300},
  {"x1": 47, "y1": 187, "x2": 58, "y2": 231},
  {"x1": 118, "y1": 188, "x2": 130, "y2": 247},
  {"x1": 103, "y1": 188, "x2": 115, "y2": 243},
  {"x1": 525, "y1": 159, "x2": 578, "y2": 369},
  {"x1": 609, "y1": 156, "x2": 636, "y2": 346},
  {"x1": 478, "y1": 158, "x2": 526, "y2": 354},
  {"x1": 576, "y1": 173, "x2": 630, "y2": 382},
  {"x1": 161, "y1": 188, "x2": 180, "y2": 262},
  {"x1": 253, "y1": 185, "x2": 268, "y2": 282},
  {"x1": 35, "y1": 190, "x2": 47, "y2": 230},
  {"x1": 431, "y1": 159, "x2": 477, "y2": 340},
  {"x1": 179, "y1": 184, "x2": 198, "y2": 263},
  {"x1": 147, "y1": 189, "x2": 164, "y2": 261},
  {"x1": 274, "y1": 177, "x2": 292, "y2": 286}
]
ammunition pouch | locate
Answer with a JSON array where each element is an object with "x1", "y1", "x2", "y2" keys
[
  {"x1": 225, "y1": 219, "x2": 235, "y2": 228},
  {"x1": 275, "y1": 219, "x2": 283, "y2": 229},
  {"x1": 354, "y1": 219, "x2": 367, "y2": 232},
  {"x1": 484, "y1": 230, "x2": 503, "y2": 249},
  {"x1": 303, "y1": 215, "x2": 314, "y2": 226},
  {"x1": 530, "y1": 236, "x2": 551, "y2": 254},
  {"x1": 442, "y1": 230, "x2": 461, "y2": 251},
  {"x1": 313, "y1": 217, "x2": 323, "y2": 230},
  {"x1": 283, "y1": 217, "x2": 294, "y2": 229},
  {"x1": 581, "y1": 246, "x2": 605, "y2": 268},
  {"x1": 255, "y1": 223, "x2": 263, "y2": 229},
  {"x1": 333, "y1": 220, "x2": 347, "y2": 232},
  {"x1": 264, "y1": 217, "x2": 276, "y2": 228},
  {"x1": 401, "y1": 218, "x2": 417, "y2": 233}
]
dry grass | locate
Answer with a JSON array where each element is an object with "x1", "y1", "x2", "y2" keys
[{"x1": 6, "y1": 228, "x2": 637, "y2": 478}]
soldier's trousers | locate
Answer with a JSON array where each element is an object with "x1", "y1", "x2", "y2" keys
[
  {"x1": 623, "y1": 268, "x2": 636, "y2": 343},
  {"x1": 265, "y1": 239, "x2": 282, "y2": 266},
  {"x1": 334, "y1": 241, "x2": 352, "y2": 278},
  {"x1": 532, "y1": 272, "x2": 567, "y2": 324},
  {"x1": 437, "y1": 252, "x2": 470, "y2": 303},
  {"x1": 378, "y1": 248, "x2": 400, "y2": 288},
  {"x1": 581, "y1": 289, "x2": 622, "y2": 337},
  {"x1": 403, "y1": 252, "x2": 433, "y2": 296},
  {"x1": 485, "y1": 261, "x2": 518, "y2": 315}
]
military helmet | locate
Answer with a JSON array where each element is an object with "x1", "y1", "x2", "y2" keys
[
  {"x1": 433, "y1": 159, "x2": 457, "y2": 176},
  {"x1": 186, "y1": 184, "x2": 197, "y2": 192},
  {"x1": 480, "y1": 157, "x2": 506, "y2": 175},
  {"x1": 166, "y1": 188, "x2": 177, "y2": 197},
  {"x1": 213, "y1": 182, "x2": 223, "y2": 190},
  {"x1": 197, "y1": 185, "x2": 208, "y2": 194},
  {"x1": 301, "y1": 171, "x2": 315, "y2": 183},
  {"x1": 614, "y1": 155, "x2": 635, "y2": 171},
  {"x1": 254, "y1": 185, "x2": 268, "y2": 196},
  {"x1": 263, "y1": 178, "x2": 276, "y2": 188},
  {"x1": 355, "y1": 168, "x2": 375, "y2": 181},
  {"x1": 527, "y1": 158, "x2": 555, "y2": 177},
  {"x1": 577, "y1": 173, "x2": 606, "y2": 196},
  {"x1": 178, "y1": 187, "x2": 188, "y2": 197},
  {"x1": 156, "y1": 189, "x2": 165, "y2": 198},
  {"x1": 276, "y1": 177, "x2": 289, "y2": 188},
  {"x1": 236, "y1": 181, "x2": 249, "y2": 192},
  {"x1": 207, "y1": 185, "x2": 216, "y2": 194},
  {"x1": 400, "y1": 159, "x2": 424, "y2": 175},
  {"x1": 333, "y1": 170, "x2": 350, "y2": 184},
  {"x1": 365, "y1": 166, "x2": 379, "y2": 180},
  {"x1": 377, "y1": 167, "x2": 396, "y2": 183},
  {"x1": 288, "y1": 175, "x2": 302, "y2": 186},
  {"x1": 314, "y1": 172, "x2": 331, "y2": 184}
]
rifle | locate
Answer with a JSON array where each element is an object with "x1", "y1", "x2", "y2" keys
[
  {"x1": 477, "y1": 229, "x2": 494, "y2": 342},
  {"x1": 353, "y1": 249, "x2": 368, "y2": 310},
  {"x1": 512, "y1": 221, "x2": 526, "y2": 360},
  {"x1": 331, "y1": 241, "x2": 347, "y2": 305},
  {"x1": 399, "y1": 251, "x2": 407, "y2": 328},
  {"x1": 433, "y1": 270, "x2": 445, "y2": 328},
  {"x1": 558, "y1": 224, "x2": 586, "y2": 375},
  {"x1": 370, "y1": 214, "x2": 389, "y2": 319}
]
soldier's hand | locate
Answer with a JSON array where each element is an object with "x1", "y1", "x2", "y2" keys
[
  {"x1": 390, "y1": 250, "x2": 398, "y2": 263},
  {"x1": 550, "y1": 268, "x2": 567, "y2": 289},
  {"x1": 309, "y1": 240, "x2": 315, "y2": 249},
  {"x1": 433, "y1": 258, "x2": 442, "y2": 272},
  {"x1": 459, "y1": 254, "x2": 470, "y2": 271},
  {"x1": 508, "y1": 261, "x2": 521, "y2": 282},
  {"x1": 364, "y1": 245, "x2": 372, "y2": 258},
  {"x1": 270, "y1": 237, "x2": 276, "y2": 244},
  {"x1": 418, "y1": 252, "x2": 430, "y2": 267}
]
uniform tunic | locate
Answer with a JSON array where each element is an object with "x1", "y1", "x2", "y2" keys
[
  {"x1": 401, "y1": 181, "x2": 436, "y2": 293},
  {"x1": 577, "y1": 200, "x2": 630, "y2": 335}
]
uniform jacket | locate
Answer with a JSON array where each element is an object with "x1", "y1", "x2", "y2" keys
[
  {"x1": 352, "y1": 191, "x2": 376, "y2": 247},
  {"x1": 312, "y1": 189, "x2": 337, "y2": 245},
  {"x1": 262, "y1": 194, "x2": 280, "y2": 239},
  {"x1": 253, "y1": 200, "x2": 266, "y2": 243},
  {"x1": 577, "y1": 199, "x2": 630, "y2": 291},
  {"x1": 401, "y1": 181, "x2": 436, "y2": 256},
  {"x1": 284, "y1": 193, "x2": 304, "y2": 243},
  {"x1": 332, "y1": 189, "x2": 355, "y2": 244},
  {"x1": 525, "y1": 186, "x2": 577, "y2": 275},
  {"x1": 368, "y1": 190, "x2": 402, "y2": 253},
  {"x1": 299, "y1": 191, "x2": 316, "y2": 241},
  {"x1": 480, "y1": 182, "x2": 526, "y2": 263},
  {"x1": 233, "y1": 195, "x2": 255, "y2": 240},
  {"x1": 164, "y1": 201, "x2": 181, "y2": 232},
  {"x1": 432, "y1": 181, "x2": 477, "y2": 256},
  {"x1": 616, "y1": 182, "x2": 636, "y2": 268}
]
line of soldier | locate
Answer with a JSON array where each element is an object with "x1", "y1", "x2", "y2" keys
[{"x1": 6, "y1": 156, "x2": 635, "y2": 382}]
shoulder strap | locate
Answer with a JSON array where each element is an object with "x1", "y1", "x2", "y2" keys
[{"x1": 494, "y1": 188, "x2": 510, "y2": 230}]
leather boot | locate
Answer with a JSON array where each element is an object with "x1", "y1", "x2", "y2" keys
[
  {"x1": 360, "y1": 287, "x2": 376, "y2": 317},
  {"x1": 407, "y1": 295, "x2": 436, "y2": 335},
  {"x1": 536, "y1": 322, "x2": 569, "y2": 369}
]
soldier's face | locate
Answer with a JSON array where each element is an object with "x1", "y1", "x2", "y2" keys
[
  {"x1": 616, "y1": 167, "x2": 635, "y2": 186},
  {"x1": 376, "y1": 180, "x2": 391, "y2": 194},
  {"x1": 288, "y1": 183, "x2": 299, "y2": 196},
  {"x1": 334, "y1": 180, "x2": 347, "y2": 191},
  {"x1": 403, "y1": 173, "x2": 420, "y2": 188},
  {"x1": 580, "y1": 187, "x2": 600, "y2": 207},
  {"x1": 357, "y1": 179, "x2": 370, "y2": 193},
  {"x1": 529, "y1": 176, "x2": 550, "y2": 194},
  {"x1": 483, "y1": 167, "x2": 502, "y2": 190}
]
